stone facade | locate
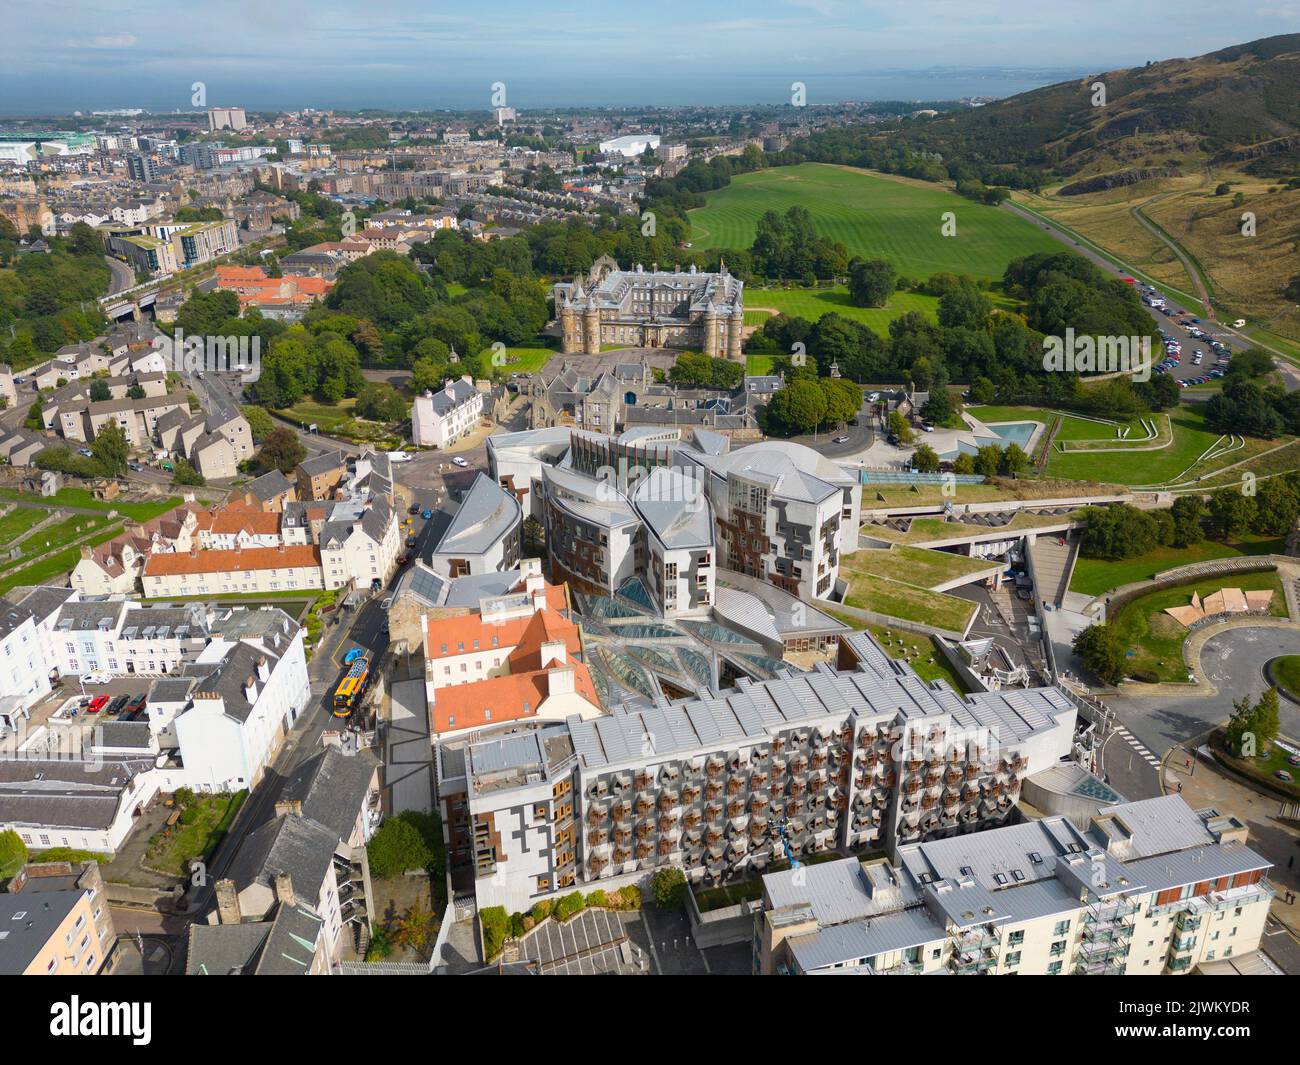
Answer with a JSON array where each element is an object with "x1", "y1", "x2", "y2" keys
[{"x1": 554, "y1": 256, "x2": 744, "y2": 359}]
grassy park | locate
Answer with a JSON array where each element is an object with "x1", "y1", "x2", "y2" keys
[
  {"x1": 1109, "y1": 571, "x2": 1287, "y2": 683},
  {"x1": 841, "y1": 545, "x2": 994, "y2": 590},
  {"x1": 1069, "y1": 535, "x2": 1286, "y2": 597},
  {"x1": 689, "y1": 164, "x2": 1061, "y2": 281}
]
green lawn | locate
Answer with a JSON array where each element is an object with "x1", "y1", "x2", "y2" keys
[
  {"x1": 0, "y1": 522, "x2": 126, "y2": 596},
  {"x1": 276, "y1": 397, "x2": 357, "y2": 431},
  {"x1": 689, "y1": 163, "x2": 1062, "y2": 281},
  {"x1": 145, "y1": 791, "x2": 247, "y2": 877},
  {"x1": 0, "y1": 507, "x2": 47, "y2": 543},
  {"x1": 1111, "y1": 571, "x2": 1288, "y2": 683},
  {"x1": 865, "y1": 624, "x2": 971, "y2": 692},
  {"x1": 863, "y1": 510, "x2": 1083, "y2": 546},
  {"x1": 1272, "y1": 656, "x2": 1300, "y2": 701},
  {"x1": 1069, "y1": 535, "x2": 1286, "y2": 597},
  {"x1": 746, "y1": 355, "x2": 777, "y2": 376},
  {"x1": 964, "y1": 405, "x2": 1138, "y2": 443},
  {"x1": 1041, "y1": 407, "x2": 1223, "y2": 486},
  {"x1": 841, "y1": 570, "x2": 975, "y2": 633},
  {"x1": 745, "y1": 285, "x2": 1021, "y2": 334},
  {"x1": 842, "y1": 545, "x2": 995, "y2": 590},
  {"x1": 480, "y1": 338, "x2": 558, "y2": 376},
  {"x1": 0, "y1": 488, "x2": 181, "y2": 522}
]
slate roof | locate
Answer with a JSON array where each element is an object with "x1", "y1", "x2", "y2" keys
[
  {"x1": 433, "y1": 473, "x2": 520, "y2": 556},
  {"x1": 185, "y1": 902, "x2": 324, "y2": 975},
  {"x1": 224, "y1": 813, "x2": 340, "y2": 905},
  {"x1": 278, "y1": 747, "x2": 379, "y2": 842}
]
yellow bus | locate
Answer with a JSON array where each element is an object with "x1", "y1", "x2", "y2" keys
[{"x1": 332, "y1": 656, "x2": 370, "y2": 717}]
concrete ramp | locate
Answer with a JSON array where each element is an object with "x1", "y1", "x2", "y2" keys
[{"x1": 1027, "y1": 534, "x2": 1079, "y2": 608}]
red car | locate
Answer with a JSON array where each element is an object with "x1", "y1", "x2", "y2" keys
[{"x1": 86, "y1": 695, "x2": 109, "y2": 714}]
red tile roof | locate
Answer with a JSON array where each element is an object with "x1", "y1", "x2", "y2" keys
[{"x1": 143, "y1": 544, "x2": 320, "y2": 577}]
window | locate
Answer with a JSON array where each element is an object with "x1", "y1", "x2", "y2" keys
[
  {"x1": 1005, "y1": 951, "x2": 1021, "y2": 967},
  {"x1": 1007, "y1": 930, "x2": 1024, "y2": 946},
  {"x1": 1053, "y1": 920, "x2": 1070, "y2": 936},
  {"x1": 1046, "y1": 960, "x2": 1063, "y2": 975}
]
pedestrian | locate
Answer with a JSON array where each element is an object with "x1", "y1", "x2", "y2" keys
[{"x1": 1176, "y1": 782, "x2": 1182, "y2": 794}]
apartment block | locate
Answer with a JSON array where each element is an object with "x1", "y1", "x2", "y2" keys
[
  {"x1": 437, "y1": 630, "x2": 1076, "y2": 915},
  {"x1": 755, "y1": 795, "x2": 1273, "y2": 976}
]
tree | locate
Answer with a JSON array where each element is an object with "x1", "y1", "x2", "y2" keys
[
  {"x1": 24, "y1": 394, "x2": 43, "y2": 431},
  {"x1": 973, "y1": 445, "x2": 1002, "y2": 479},
  {"x1": 912, "y1": 443, "x2": 940, "y2": 473},
  {"x1": 921, "y1": 388, "x2": 953, "y2": 426},
  {"x1": 1169, "y1": 495, "x2": 1205, "y2": 547},
  {"x1": 1080, "y1": 503, "x2": 1163, "y2": 560},
  {"x1": 999, "y1": 443, "x2": 1029, "y2": 476},
  {"x1": 970, "y1": 376, "x2": 996, "y2": 405},
  {"x1": 0, "y1": 828, "x2": 26, "y2": 881},
  {"x1": 253, "y1": 427, "x2": 307, "y2": 475},
  {"x1": 1073, "y1": 623, "x2": 1126, "y2": 686},
  {"x1": 952, "y1": 452, "x2": 976, "y2": 475},
  {"x1": 354, "y1": 382, "x2": 408, "y2": 422},
  {"x1": 1208, "y1": 489, "x2": 1257, "y2": 541},
  {"x1": 887, "y1": 409, "x2": 914, "y2": 445},
  {"x1": 366, "y1": 817, "x2": 434, "y2": 878},
  {"x1": 241, "y1": 405, "x2": 275, "y2": 441},
  {"x1": 89, "y1": 378, "x2": 111, "y2": 402},
  {"x1": 171, "y1": 457, "x2": 205, "y2": 486},
  {"x1": 90, "y1": 420, "x2": 128, "y2": 478},
  {"x1": 847, "y1": 257, "x2": 894, "y2": 308},
  {"x1": 650, "y1": 866, "x2": 687, "y2": 909},
  {"x1": 1225, "y1": 688, "x2": 1280, "y2": 756}
]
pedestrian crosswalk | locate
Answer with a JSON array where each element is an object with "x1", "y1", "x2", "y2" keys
[{"x1": 1113, "y1": 725, "x2": 1162, "y2": 768}]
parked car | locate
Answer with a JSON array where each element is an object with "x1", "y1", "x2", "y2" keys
[
  {"x1": 832, "y1": 435, "x2": 849, "y2": 444},
  {"x1": 396, "y1": 553, "x2": 411, "y2": 566},
  {"x1": 106, "y1": 695, "x2": 129, "y2": 716},
  {"x1": 124, "y1": 694, "x2": 147, "y2": 715},
  {"x1": 406, "y1": 534, "x2": 418, "y2": 547},
  {"x1": 421, "y1": 508, "x2": 433, "y2": 520},
  {"x1": 86, "y1": 695, "x2": 109, "y2": 714},
  {"x1": 452, "y1": 456, "x2": 469, "y2": 468},
  {"x1": 408, "y1": 503, "x2": 421, "y2": 515}
]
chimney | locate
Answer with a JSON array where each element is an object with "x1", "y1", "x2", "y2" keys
[
  {"x1": 80, "y1": 545, "x2": 93, "y2": 560},
  {"x1": 531, "y1": 590, "x2": 548, "y2": 614},
  {"x1": 547, "y1": 665, "x2": 576, "y2": 697},
  {"x1": 540, "y1": 637, "x2": 567, "y2": 667},
  {"x1": 256, "y1": 654, "x2": 270, "y2": 682},
  {"x1": 273, "y1": 872, "x2": 295, "y2": 908},
  {"x1": 215, "y1": 878, "x2": 242, "y2": 924},
  {"x1": 243, "y1": 675, "x2": 258, "y2": 703},
  {"x1": 524, "y1": 572, "x2": 544, "y2": 598},
  {"x1": 275, "y1": 797, "x2": 303, "y2": 818}
]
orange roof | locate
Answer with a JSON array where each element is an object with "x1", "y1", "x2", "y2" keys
[
  {"x1": 215, "y1": 265, "x2": 267, "y2": 282},
  {"x1": 430, "y1": 662, "x2": 599, "y2": 734},
  {"x1": 506, "y1": 607, "x2": 583, "y2": 672},
  {"x1": 424, "y1": 583, "x2": 571, "y2": 660},
  {"x1": 143, "y1": 544, "x2": 320, "y2": 577},
  {"x1": 205, "y1": 508, "x2": 283, "y2": 536}
]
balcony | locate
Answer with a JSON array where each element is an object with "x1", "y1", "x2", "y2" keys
[{"x1": 949, "y1": 949, "x2": 998, "y2": 974}]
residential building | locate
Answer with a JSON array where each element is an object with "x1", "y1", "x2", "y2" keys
[
  {"x1": 318, "y1": 494, "x2": 401, "y2": 592},
  {"x1": 429, "y1": 473, "x2": 522, "y2": 578},
  {"x1": 141, "y1": 544, "x2": 325, "y2": 597},
  {"x1": 438, "y1": 630, "x2": 1077, "y2": 914},
  {"x1": 208, "y1": 107, "x2": 248, "y2": 132},
  {"x1": 0, "y1": 866, "x2": 112, "y2": 975},
  {"x1": 296, "y1": 452, "x2": 348, "y2": 502},
  {"x1": 411, "y1": 377, "x2": 484, "y2": 449},
  {"x1": 755, "y1": 796, "x2": 1273, "y2": 976},
  {"x1": 70, "y1": 503, "x2": 202, "y2": 596},
  {"x1": 237, "y1": 469, "x2": 297, "y2": 512}
]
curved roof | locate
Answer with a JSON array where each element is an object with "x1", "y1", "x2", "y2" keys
[
  {"x1": 728, "y1": 440, "x2": 857, "y2": 486},
  {"x1": 433, "y1": 473, "x2": 521, "y2": 557}
]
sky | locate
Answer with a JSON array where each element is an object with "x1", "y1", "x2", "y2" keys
[{"x1": 3, "y1": 0, "x2": 1298, "y2": 114}]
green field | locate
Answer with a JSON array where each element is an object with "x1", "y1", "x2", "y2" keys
[
  {"x1": 863, "y1": 509, "x2": 1083, "y2": 546},
  {"x1": 689, "y1": 164, "x2": 1062, "y2": 281},
  {"x1": 744, "y1": 284, "x2": 1023, "y2": 333},
  {"x1": 1038, "y1": 407, "x2": 1224, "y2": 486},
  {"x1": 1271, "y1": 656, "x2": 1300, "y2": 702},
  {"x1": 482, "y1": 338, "x2": 558, "y2": 376},
  {"x1": 1069, "y1": 535, "x2": 1286, "y2": 597},
  {"x1": 0, "y1": 513, "x2": 115, "y2": 573},
  {"x1": 842, "y1": 545, "x2": 994, "y2": 590},
  {"x1": 1111, "y1": 571, "x2": 1287, "y2": 683},
  {"x1": 0, "y1": 507, "x2": 47, "y2": 543}
]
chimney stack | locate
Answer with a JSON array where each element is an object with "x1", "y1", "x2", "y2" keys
[
  {"x1": 243, "y1": 676, "x2": 258, "y2": 703},
  {"x1": 547, "y1": 665, "x2": 576, "y2": 697},
  {"x1": 215, "y1": 878, "x2": 242, "y2": 924},
  {"x1": 273, "y1": 872, "x2": 295, "y2": 908},
  {"x1": 256, "y1": 654, "x2": 270, "y2": 682},
  {"x1": 274, "y1": 797, "x2": 303, "y2": 818}
]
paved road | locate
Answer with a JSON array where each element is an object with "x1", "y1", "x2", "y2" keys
[
  {"x1": 1000, "y1": 201, "x2": 1290, "y2": 393},
  {"x1": 104, "y1": 255, "x2": 135, "y2": 297},
  {"x1": 1105, "y1": 626, "x2": 1300, "y2": 758},
  {"x1": 782, "y1": 396, "x2": 876, "y2": 458}
]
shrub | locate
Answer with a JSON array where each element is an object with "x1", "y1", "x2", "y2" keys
[
  {"x1": 0, "y1": 828, "x2": 27, "y2": 880},
  {"x1": 480, "y1": 906, "x2": 508, "y2": 960},
  {"x1": 508, "y1": 911, "x2": 527, "y2": 938},
  {"x1": 530, "y1": 900, "x2": 555, "y2": 924},
  {"x1": 553, "y1": 890, "x2": 586, "y2": 922},
  {"x1": 584, "y1": 889, "x2": 608, "y2": 909},
  {"x1": 615, "y1": 885, "x2": 642, "y2": 910}
]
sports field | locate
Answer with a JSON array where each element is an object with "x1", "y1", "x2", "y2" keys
[{"x1": 689, "y1": 164, "x2": 1062, "y2": 281}]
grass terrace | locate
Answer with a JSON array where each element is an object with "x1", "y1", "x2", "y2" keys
[
  {"x1": 862, "y1": 509, "x2": 1084, "y2": 547},
  {"x1": 840, "y1": 570, "x2": 976, "y2": 633},
  {"x1": 1110, "y1": 571, "x2": 1288, "y2": 684},
  {"x1": 145, "y1": 790, "x2": 248, "y2": 877},
  {"x1": 0, "y1": 513, "x2": 115, "y2": 573},
  {"x1": 841, "y1": 545, "x2": 995, "y2": 590},
  {"x1": 1068, "y1": 534, "x2": 1287, "y2": 597},
  {"x1": 0, "y1": 488, "x2": 182, "y2": 522},
  {"x1": 0, "y1": 506, "x2": 47, "y2": 542}
]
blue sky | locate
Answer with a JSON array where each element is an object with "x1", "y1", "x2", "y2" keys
[{"x1": 4, "y1": 0, "x2": 1298, "y2": 112}]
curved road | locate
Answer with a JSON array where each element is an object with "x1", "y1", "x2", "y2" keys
[{"x1": 104, "y1": 254, "x2": 134, "y2": 296}]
